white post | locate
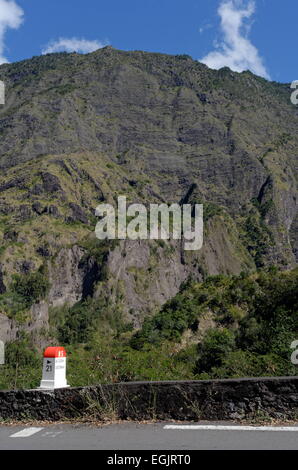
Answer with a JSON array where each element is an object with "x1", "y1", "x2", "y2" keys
[{"x1": 39, "y1": 347, "x2": 69, "y2": 389}]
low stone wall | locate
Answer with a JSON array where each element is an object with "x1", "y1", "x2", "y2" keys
[{"x1": 1, "y1": 376, "x2": 298, "y2": 422}]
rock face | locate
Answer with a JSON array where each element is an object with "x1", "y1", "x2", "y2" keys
[
  {"x1": 48, "y1": 246, "x2": 95, "y2": 308},
  {"x1": 102, "y1": 240, "x2": 192, "y2": 325},
  {"x1": 0, "y1": 48, "x2": 296, "y2": 339},
  {"x1": 0, "y1": 313, "x2": 14, "y2": 343},
  {"x1": 0, "y1": 302, "x2": 48, "y2": 344}
]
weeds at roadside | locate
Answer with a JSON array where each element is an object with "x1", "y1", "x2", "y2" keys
[{"x1": 80, "y1": 386, "x2": 119, "y2": 422}]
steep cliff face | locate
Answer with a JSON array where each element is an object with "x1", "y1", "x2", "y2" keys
[{"x1": 0, "y1": 47, "x2": 296, "y2": 340}]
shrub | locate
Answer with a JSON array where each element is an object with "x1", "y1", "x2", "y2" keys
[
  {"x1": 195, "y1": 328, "x2": 236, "y2": 373},
  {"x1": 11, "y1": 269, "x2": 50, "y2": 306},
  {"x1": 130, "y1": 294, "x2": 198, "y2": 349}
]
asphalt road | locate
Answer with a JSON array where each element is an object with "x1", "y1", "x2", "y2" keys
[{"x1": 1, "y1": 422, "x2": 298, "y2": 450}]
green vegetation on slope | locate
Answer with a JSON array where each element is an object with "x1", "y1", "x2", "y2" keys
[
  {"x1": 1, "y1": 267, "x2": 297, "y2": 389},
  {"x1": 0, "y1": 48, "x2": 297, "y2": 388},
  {"x1": 0, "y1": 266, "x2": 50, "y2": 321}
]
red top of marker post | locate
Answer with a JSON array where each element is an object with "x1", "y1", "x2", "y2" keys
[{"x1": 44, "y1": 347, "x2": 66, "y2": 358}]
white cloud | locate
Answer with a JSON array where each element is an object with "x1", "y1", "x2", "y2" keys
[
  {"x1": 200, "y1": 0, "x2": 270, "y2": 79},
  {"x1": 42, "y1": 37, "x2": 108, "y2": 55},
  {"x1": 0, "y1": 0, "x2": 24, "y2": 64}
]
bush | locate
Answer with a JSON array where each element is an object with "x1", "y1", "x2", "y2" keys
[
  {"x1": 195, "y1": 328, "x2": 236, "y2": 374},
  {"x1": 130, "y1": 294, "x2": 198, "y2": 349},
  {"x1": 197, "y1": 350, "x2": 295, "y2": 379},
  {"x1": 11, "y1": 269, "x2": 50, "y2": 306},
  {"x1": 0, "y1": 333, "x2": 41, "y2": 390}
]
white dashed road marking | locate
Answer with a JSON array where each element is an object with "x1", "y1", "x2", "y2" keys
[
  {"x1": 164, "y1": 425, "x2": 298, "y2": 432},
  {"x1": 10, "y1": 427, "x2": 44, "y2": 438}
]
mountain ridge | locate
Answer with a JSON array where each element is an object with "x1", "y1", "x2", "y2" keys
[{"x1": 0, "y1": 47, "x2": 296, "y2": 344}]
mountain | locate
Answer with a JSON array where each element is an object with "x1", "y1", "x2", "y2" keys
[{"x1": 0, "y1": 46, "x2": 297, "y2": 344}]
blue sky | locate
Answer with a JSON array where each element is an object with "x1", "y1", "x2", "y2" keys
[{"x1": 0, "y1": 0, "x2": 297, "y2": 83}]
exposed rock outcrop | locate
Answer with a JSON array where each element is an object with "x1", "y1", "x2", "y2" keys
[{"x1": 0, "y1": 48, "x2": 296, "y2": 341}]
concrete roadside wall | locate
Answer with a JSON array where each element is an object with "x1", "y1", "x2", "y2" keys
[{"x1": 0, "y1": 376, "x2": 298, "y2": 422}]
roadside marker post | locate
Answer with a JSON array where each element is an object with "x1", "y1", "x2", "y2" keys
[{"x1": 39, "y1": 346, "x2": 69, "y2": 389}]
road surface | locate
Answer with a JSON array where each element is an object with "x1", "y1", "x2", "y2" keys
[{"x1": 0, "y1": 422, "x2": 298, "y2": 450}]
